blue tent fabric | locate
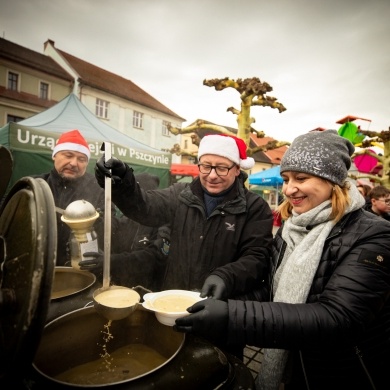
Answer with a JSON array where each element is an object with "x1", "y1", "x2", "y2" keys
[{"x1": 249, "y1": 166, "x2": 283, "y2": 186}]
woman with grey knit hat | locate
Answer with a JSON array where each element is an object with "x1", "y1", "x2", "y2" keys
[{"x1": 175, "y1": 129, "x2": 390, "y2": 390}]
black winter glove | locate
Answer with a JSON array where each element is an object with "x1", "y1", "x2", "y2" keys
[
  {"x1": 95, "y1": 156, "x2": 129, "y2": 187},
  {"x1": 79, "y1": 250, "x2": 105, "y2": 273},
  {"x1": 200, "y1": 275, "x2": 228, "y2": 300},
  {"x1": 173, "y1": 298, "x2": 228, "y2": 345}
]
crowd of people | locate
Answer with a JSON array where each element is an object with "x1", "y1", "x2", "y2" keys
[
  {"x1": 3, "y1": 127, "x2": 389, "y2": 389},
  {"x1": 364, "y1": 184, "x2": 390, "y2": 220}
]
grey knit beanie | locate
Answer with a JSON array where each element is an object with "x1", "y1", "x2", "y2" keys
[{"x1": 280, "y1": 130, "x2": 354, "y2": 186}]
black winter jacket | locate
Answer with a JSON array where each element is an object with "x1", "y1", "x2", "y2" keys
[
  {"x1": 109, "y1": 219, "x2": 170, "y2": 291},
  {"x1": 228, "y1": 209, "x2": 390, "y2": 390},
  {"x1": 110, "y1": 170, "x2": 274, "y2": 293},
  {"x1": 34, "y1": 169, "x2": 116, "y2": 266}
]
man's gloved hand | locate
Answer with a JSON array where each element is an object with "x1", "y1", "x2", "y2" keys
[
  {"x1": 95, "y1": 156, "x2": 129, "y2": 187},
  {"x1": 200, "y1": 275, "x2": 228, "y2": 300},
  {"x1": 173, "y1": 298, "x2": 228, "y2": 344},
  {"x1": 79, "y1": 251, "x2": 104, "y2": 273}
]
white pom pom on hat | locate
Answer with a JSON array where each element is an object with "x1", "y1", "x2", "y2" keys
[
  {"x1": 52, "y1": 129, "x2": 90, "y2": 160},
  {"x1": 198, "y1": 134, "x2": 255, "y2": 170}
]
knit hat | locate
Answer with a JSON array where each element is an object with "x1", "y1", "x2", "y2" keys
[
  {"x1": 52, "y1": 130, "x2": 90, "y2": 160},
  {"x1": 280, "y1": 130, "x2": 354, "y2": 186},
  {"x1": 198, "y1": 134, "x2": 255, "y2": 170}
]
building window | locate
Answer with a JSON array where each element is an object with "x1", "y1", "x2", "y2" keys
[
  {"x1": 7, "y1": 114, "x2": 24, "y2": 123},
  {"x1": 40, "y1": 82, "x2": 49, "y2": 100},
  {"x1": 184, "y1": 139, "x2": 188, "y2": 149},
  {"x1": 162, "y1": 120, "x2": 171, "y2": 136},
  {"x1": 7, "y1": 71, "x2": 19, "y2": 91},
  {"x1": 133, "y1": 111, "x2": 143, "y2": 129},
  {"x1": 96, "y1": 98, "x2": 109, "y2": 119}
]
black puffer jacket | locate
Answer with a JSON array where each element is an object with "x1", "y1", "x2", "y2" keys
[
  {"x1": 108, "y1": 219, "x2": 170, "y2": 291},
  {"x1": 228, "y1": 209, "x2": 390, "y2": 389},
  {"x1": 110, "y1": 169, "x2": 273, "y2": 293},
  {"x1": 108, "y1": 172, "x2": 170, "y2": 291}
]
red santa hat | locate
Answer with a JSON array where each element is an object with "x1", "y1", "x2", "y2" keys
[
  {"x1": 52, "y1": 130, "x2": 90, "y2": 160},
  {"x1": 198, "y1": 134, "x2": 255, "y2": 170}
]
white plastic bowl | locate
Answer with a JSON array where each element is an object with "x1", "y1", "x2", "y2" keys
[{"x1": 142, "y1": 290, "x2": 204, "y2": 326}]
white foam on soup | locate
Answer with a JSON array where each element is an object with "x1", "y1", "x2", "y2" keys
[{"x1": 152, "y1": 295, "x2": 198, "y2": 313}]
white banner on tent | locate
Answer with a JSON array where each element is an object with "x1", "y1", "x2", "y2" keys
[{"x1": 7, "y1": 124, "x2": 170, "y2": 169}]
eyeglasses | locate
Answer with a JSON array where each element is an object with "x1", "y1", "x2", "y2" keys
[
  {"x1": 377, "y1": 199, "x2": 390, "y2": 206},
  {"x1": 198, "y1": 163, "x2": 236, "y2": 176}
]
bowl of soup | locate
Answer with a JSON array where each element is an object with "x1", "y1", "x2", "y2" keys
[
  {"x1": 142, "y1": 290, "x2": 205, "y2": 326},
  {"x1": 93, "y1": 285, "x2": 141, "y2": 321}
]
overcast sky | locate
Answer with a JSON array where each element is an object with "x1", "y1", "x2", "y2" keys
[{"x1": 1, "y1": 0, "x2": 389, "y2": 142}]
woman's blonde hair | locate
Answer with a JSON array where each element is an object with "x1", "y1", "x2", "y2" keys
[{"x1": 278, "y1": 180, "x2": 351, "y2": 223}]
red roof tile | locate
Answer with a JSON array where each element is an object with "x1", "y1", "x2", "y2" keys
[
  {"x1": 0, "y1": 86, "x2": 60, "y2": 109},
  {"x1": 336, "y1": 115, "x2": 371, "y2": 124},
  {"x1": 0, "y1": 38, "x2": 73, "y2": 81},
  {"x1": 250, "y1": 134, "x2": 287, "y2": 165},
  {"x1": 57, "y1": 48, "x2": 185, "y2": 121}
]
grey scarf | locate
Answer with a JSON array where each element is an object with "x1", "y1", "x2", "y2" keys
[{"x1": 256, "y1": 181, "x2": 365, "y2": 390}]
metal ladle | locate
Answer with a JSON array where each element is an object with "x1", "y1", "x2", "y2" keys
[
  {"x1": 93, "y1": 285, "x2": 140, "y2": 321},
  {"x1": 92, "y1": 141, "x2": 140, "y2": 321}
]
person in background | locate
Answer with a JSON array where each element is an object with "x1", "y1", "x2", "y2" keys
[
  {"x1": 94, "y1": 134, "x2": 274, "y2": 359},
  {"x1": 365, "y1": 185, "x2": 390, "y2": 221},
  {"x1": 174, "y1": 130, "x2": 390, "y2": 390},
  {"x1": 356, "y1": 181, "x2": 372, "y2": 210},
  {"x1": 79, "y1": 173, "x2": 170, "y2": 291},
  {"x1": 356, "y1": 183, "x2": 372, "y2": 200},
  {"x1": 34, "y1": 129, "x2": 118, "y2": 266},
  {"x1": 271, "y1": 195, "x2": 284, "y2": 235}
]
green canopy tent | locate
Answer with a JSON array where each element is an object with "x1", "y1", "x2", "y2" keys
[{"x1": 0, "y1": 94, "x2": 172, "y2": 193}]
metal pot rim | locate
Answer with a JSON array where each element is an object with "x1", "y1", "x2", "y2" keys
[{"x1": 51, "y1": 267, "x2": 96, "y2": 300}]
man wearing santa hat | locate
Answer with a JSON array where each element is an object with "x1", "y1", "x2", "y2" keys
[
  {"x1": 95, "y1": 134, "x2": 273, "y2": 358},
  {"x1": 33, "y1": 129, "x2": 111, "y2": 266},
  {"x1": 36, "y1": 129, "x2": 170, "y2": 287}
]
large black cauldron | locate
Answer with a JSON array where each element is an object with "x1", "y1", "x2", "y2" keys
[{"x1": 29, "y1": 305, "x2": 255, "y2": 389}]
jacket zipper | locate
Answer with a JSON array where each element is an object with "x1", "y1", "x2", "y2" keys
[{"x1": 355, "y1": 346, "x2": 377, "y2": 390}]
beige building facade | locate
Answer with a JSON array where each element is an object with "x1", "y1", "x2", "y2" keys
[{"x1": 0, "y1": 38, "x2": 185, "y2": 164}]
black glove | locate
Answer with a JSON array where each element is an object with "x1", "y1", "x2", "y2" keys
[
  {"x1": 200, "y1": 275, "x2": 228, "y2": 300},
  {"x1": 173, "y1": 298, "x2": 228, "y2": 344},
  {"x1": 79, "y1": 250, "x2": 104, "y2": 273},
  {"x1": 95, "y1": 156, "x2": 129, "y2": 187}
]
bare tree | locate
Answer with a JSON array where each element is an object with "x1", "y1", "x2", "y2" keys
[{"x1": 166, "y1": 77, "x2": 290, "y2": 159}]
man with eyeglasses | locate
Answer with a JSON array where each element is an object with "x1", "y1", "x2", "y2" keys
[
  {"x1": 95, "y1": 133, "x2": 273, "y2": 295},
  {"x1": 365, "y1": 185, "x2": 390, "y2": 221},
  {"x1": 94, "y1": 134, "x2": 273, "y2": 358}
]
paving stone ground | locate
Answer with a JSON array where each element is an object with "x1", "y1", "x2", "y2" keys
[{"x1": 243, "y1": 345, "x2": 263, "y2": 380}]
